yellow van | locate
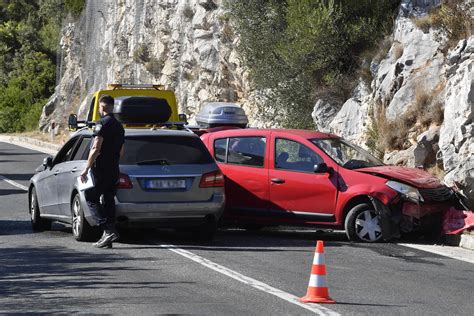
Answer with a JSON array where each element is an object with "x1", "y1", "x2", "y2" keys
[{"x1": 69, "y1": 84, "x2": 185, "y2": 130}]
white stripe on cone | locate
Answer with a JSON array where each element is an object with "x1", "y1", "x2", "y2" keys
[
  {"x1": 308, "y1": 275, "x2": 328, "y2": 287},
  {"x1": 312, "y1": 253, "x2": 325, "y2": 265}
]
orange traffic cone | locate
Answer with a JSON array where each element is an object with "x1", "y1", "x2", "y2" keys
[{"x1": 300, "y1": 240, "x2": 335, "y2": 304}]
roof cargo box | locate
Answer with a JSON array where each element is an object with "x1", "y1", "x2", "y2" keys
[
  {"x1": 113, "y1": 96, "x2": 172, "y2": 124},
  {"x1": 195, "y1": 102, "x2": 248, "y2": 128}
]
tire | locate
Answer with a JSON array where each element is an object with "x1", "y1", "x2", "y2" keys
[
  {"x1": 344, "y1": 203, "x2": 383, "y2": 242},
  {"x1": 30, "y1": 187, "x2": 52, "y2": 231},
  {"x1": 71, "y1": 193, "x2": 98, "y2": 241}
]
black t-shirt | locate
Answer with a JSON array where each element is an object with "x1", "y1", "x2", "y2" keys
[{"x1": 93, "y1": 114, "x2": 125, "y2": 174}]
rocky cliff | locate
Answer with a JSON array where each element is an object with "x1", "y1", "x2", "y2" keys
[
  {"x1": 40, "y1": 0, "x2": 251, "y2": 129},
  {"x1": 41, "y1": 0, "x2": 473, "y2": 204}
]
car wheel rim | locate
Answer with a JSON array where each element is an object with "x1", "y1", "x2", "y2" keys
[
  {"x1": 72, "y1": 198, "x2": 81, "y2": 237},
  {"x1": 355, "y1": 209, "x2": 382, "y2": 242},
  {"x1": 30, "y1": 194, "x2": 36, "y2": 221}
]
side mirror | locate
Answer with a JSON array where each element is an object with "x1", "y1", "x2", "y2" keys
[
  {"x1": 179, "y1": 113, "x2": 188, "y2": 123},
  {"x1": 68, "y1": 114, "x2": 78, "y2": 130},
  {"x1": 314, "y1": 163, "x2": 333, "y2": 174},
  {"x1": 43, "y1": 156, "x2": 53, "y2": 169}
]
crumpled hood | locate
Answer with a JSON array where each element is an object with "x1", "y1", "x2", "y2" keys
[{"x1": 356, "y1": 166, "x2": 443, "y2": 189}]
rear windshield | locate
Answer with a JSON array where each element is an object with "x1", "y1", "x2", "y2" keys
[{"x1": 121, "y1": 136, "x2": 214, "y2": 165}]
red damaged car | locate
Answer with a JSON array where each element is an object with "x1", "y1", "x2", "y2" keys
[{"x1": 201, "y1": 128, "x2": 458, "y2": 242}]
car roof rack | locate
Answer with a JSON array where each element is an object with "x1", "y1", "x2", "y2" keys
[{"x1": 107, "y1": 83, "x2": 165, "y2": 90}]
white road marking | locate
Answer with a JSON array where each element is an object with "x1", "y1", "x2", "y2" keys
[
  {"x1": 0, "y1": 175, "x2": 28, "y2": 191},
  {"x1": 398, "y1": 243, "x2": 474, "y2": 264},
  {"x1": 161, "y1": 244, "x2": 340, "y2": 316}
]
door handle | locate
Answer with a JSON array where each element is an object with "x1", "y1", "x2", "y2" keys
[
  {"x1": 71, "y1": 167, "x2": 78, "y2": 173},
  {"x1": 271, "y1": 178, "x2": 285, "y2": 184},
  {"x1": 54, "y1": 170, "x2": 60, "y2": 176}
]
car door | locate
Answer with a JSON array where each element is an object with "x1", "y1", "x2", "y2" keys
[
  {"x1": 211, "y1": 133, "x2": 270, "y2": 217},
  {"x1": 57, "y1": 136, "x2": 91, "y2": 217},
  {"x1": 36, "y1": 136, "x2": 81, "y2": 217},
  {"x1": 268, "y1": 134, "x2": 338, "y2": 223}
]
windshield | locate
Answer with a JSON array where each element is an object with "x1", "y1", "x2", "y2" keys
[{"x1": 311, "y1": 138, "x2": 384, "y2": 170}]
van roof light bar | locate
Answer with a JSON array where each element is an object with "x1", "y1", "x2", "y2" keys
[{"x1": 108, "y1": 84, "x2": 165, "y2": 90}]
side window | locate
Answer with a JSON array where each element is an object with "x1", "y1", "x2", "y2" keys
[
  {"x1": 53, "y1": 137, "x2": 80, "y2": 164},
  {"x1": 213, "y1": 138, "x2": 227, "y2": 163},
  {"x1": 275, "y1": 138, "x2": 323, "y2": 172},
  {"x1": 71, "y1": 137, "x2": 92, "y2": 161},
  {"x1": 227, "y1": 137, "x2": 266, "y2": 167}
]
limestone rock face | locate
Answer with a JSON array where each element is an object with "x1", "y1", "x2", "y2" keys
[
  {"x1": 40, "y1": 0, "x2": 253, "y2": 129},
  {"x1": 328, "y1": 82, "x2": 371, "y2": 146},
  {"x1": 439, "y1": 38, "x2": 473, "y2": 202},
  {"x1": 311, "y1": 98, "x2": 341, "y2": 133}
]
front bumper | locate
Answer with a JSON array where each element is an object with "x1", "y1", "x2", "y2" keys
[{"x1": 371, "y1": 194, "x2": 454, "y2": 240}]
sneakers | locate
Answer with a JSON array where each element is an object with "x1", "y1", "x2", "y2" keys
[{"x1": 93, "y1": 230, "x2": 120, "y2": 248}]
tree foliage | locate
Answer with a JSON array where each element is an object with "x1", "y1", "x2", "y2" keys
[
  {"x1": 227, "y1": 0, "x2": 400, "y2": 128},
  {"x1": 0, "y1": 0, "x2": 85, "y2": 132}
]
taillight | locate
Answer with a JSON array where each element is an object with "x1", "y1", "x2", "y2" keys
[
  {"x1": 199, "y1": 170, "x2": 225, "y2": 188},
  {"x1": 117, "y1": 173, "x2": 133, "y2": 189}
]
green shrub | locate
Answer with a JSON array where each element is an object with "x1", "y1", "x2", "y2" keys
[
  {"x1": 0, "y1": 0, "x2": 70, "y2": 133},
  {"x1": 64, "y1": 0, "x2": 85, "y2": 17},
  {"x1": 226, "y1": 0, "x2": 400, "y2": 129}
]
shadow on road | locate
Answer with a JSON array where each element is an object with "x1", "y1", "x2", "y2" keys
[
  {"x1": 118, "y1": 227, "x2": 351, "y2": 252},
  {"x1": 1, "y1": 173, "x2": 34, "y2": 181},
  {"x1": 0, "y1": 220, "x2": 32, "y2": 236},
  {"x1": 0, "y1": 189, "x2": 27, "y2": 196},
  {"x1": 0, "y1": 245, "x2": 194, "y2": 313},
  {"x1": 0, "y1": 150, "x2": 45, "y2": 156}
]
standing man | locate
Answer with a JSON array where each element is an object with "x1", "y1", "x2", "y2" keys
[{"x1": 80, "y1": 95, "x2": 125, "y2": 248}]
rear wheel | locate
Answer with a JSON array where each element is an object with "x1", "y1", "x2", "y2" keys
[
  {"x1": 30, "y1": 187, "x2": 52, "y2": 231},
  {"x1": 345, "y1": 203, "x2": 382, "y2": 242},
  {"x1": 71, "y1": 193, "x2": 98, "y2": 241}
]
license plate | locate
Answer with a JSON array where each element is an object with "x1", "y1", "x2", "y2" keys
[{"x1": 144, "y1": 179, "x2": 186, "y2": 189}]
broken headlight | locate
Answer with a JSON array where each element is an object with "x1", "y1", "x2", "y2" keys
[{"x1": 386, "y1": 180, "x2": 424, "y2": 203}]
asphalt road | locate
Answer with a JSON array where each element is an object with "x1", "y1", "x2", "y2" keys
[{"x1": 1, "y1": 141, "x2": 473, "y2": 315}]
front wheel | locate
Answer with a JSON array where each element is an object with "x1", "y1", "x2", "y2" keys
[
  {"x1": 30, "y1": 187, "x2": 52, "y2": 231},
  {"x1": 345, "y1": 203, "x2": 383, "y2": 242},
  {"x1": 71, "y1": 193, "x2": 98, "y2": 241}
]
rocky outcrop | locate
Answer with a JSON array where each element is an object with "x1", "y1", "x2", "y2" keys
[{"x1": 439, "y1": 37, "x2": 473, "y2": 203}]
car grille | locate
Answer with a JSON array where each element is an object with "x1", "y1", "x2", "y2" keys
[{"x1": 419, "y1": 186, "x2": 453, "y2": 202}]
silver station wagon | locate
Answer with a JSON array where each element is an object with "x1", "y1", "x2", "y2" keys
[{"x1": 29, "y1": 128, "x2": 225, "y2": 241}]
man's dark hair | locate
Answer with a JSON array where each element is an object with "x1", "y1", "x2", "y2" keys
[{"x1": 99, "y1": 95, "x2": 114, "y2": 108}]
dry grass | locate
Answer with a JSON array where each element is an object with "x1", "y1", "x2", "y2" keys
[
  {"x1": 221, "y1": 23, "x2": 235, "y2": 43},
  {"x1": 413, "y1": 15, "x2": 434, "y2": 33},
  {"x1": 426, "y1": 165, "x2": 445, "y2": 180},
  {"x1": 367, "y1": 83, "x2": 445, "y2": 153},
  {"x1": 413, "y1": 0, "x2": 472, "y2": 47}
]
